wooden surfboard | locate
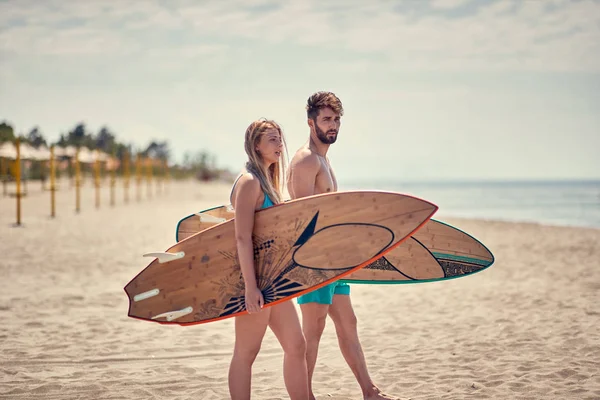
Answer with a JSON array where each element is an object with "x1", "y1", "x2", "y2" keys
[
  {"x1": 341, "y1": 219, "x2": 494, "y2": 283},
  {"x1": 125, "y1": 191, "x2": 437, "y2": 325},
  {"x1": 176, "y1": 207, "x2": 494, "y2": 285}
]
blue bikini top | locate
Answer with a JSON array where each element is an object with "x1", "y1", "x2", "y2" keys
[{"x1": 230, "y1": 174, "x2": 274, "y2": 210}]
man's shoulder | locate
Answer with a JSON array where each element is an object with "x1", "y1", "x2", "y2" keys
[{"x1": 291, "y1": 148, "x2": 320, "y2": 167}]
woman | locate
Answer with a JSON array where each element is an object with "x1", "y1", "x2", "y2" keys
[{"x1": 228, "y1": 119, "x2": 309, "y2": 399}]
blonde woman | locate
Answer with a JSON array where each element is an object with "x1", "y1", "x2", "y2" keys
[{"x1": 228, "y1": 119, "x2": 309, "y2": 399}]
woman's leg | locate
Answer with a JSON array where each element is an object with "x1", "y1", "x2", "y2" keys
[
  {"x1": 229, "y1": 308, "x2": 271, "y2": 400},
  {"x1": 269, "y1": 301, "x2": 309, "y2": 400}
]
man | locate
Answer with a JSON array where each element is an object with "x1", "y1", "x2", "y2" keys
[{"x1": 288, "y1": 91, "x2": 399, "y2": 400}]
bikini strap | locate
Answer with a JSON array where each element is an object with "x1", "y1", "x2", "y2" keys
[{"x1": 229, "y1": 174, "x2": 244, "y2": 204}]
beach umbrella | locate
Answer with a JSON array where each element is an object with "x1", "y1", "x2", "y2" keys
[
  {"x1": 17, "y1": 143, "x2": 38, "y2": 160},
  {"x1": 96, "y1": 150, "x2": 109, "y2": 162},
  {"x1": 77, "y1": 147, "x2": 95, "y2": 163},
  {"x1": 63, "y1": 146, "x2": 77, "y2": 157},
  {"x1": 0, "y1": 142, "x2": 16, "y2": 159},
  {"x1": 53, "y1": 146, "x2": 66, "y2": 157},
  {"x1": 106, "y1": 156, "x2": 120, "y2": 171},
  {"x1": 34, "y1": 145, "x2": 51, "y2": 161}
]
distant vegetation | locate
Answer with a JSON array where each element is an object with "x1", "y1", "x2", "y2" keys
[{"x1": 0, "y1": 121, "x2": 231, "y2": 182}]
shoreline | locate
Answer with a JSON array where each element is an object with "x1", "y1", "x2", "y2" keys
[
  {"x1": 436, "y1": 214, "x2": 600, "y2": 232},
  {"x1": 2, "y1": 178, "x2": 599, "y2": 231}
]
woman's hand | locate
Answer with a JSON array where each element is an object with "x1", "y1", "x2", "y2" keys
[{"x1": 244, "y1": 285, "x2": 264, "y2": 314}]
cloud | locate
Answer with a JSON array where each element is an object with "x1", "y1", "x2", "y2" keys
[
  {"x1": 430, "y1": 0, "x2": 474, "y2": 10},
  {"x1": 1, "y1": 0, "x2": 599, "y2": 181},
  {"x1": 1, "y1": 0, "x2": 599, "y2": 72}
]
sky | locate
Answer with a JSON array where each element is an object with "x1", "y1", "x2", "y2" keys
[{"x1": 1, "y1": 0, "x2": 599, "y2": 183}]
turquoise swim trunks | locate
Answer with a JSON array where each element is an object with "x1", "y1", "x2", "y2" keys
[{"x1": 297, "y1": 281, "x2": 350, "y2": 305}]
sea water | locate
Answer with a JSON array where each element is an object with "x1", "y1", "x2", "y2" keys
[{"x1": 340, "y1": 179, "x2": 600, "y2": 229}]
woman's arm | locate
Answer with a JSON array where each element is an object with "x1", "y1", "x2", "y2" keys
[{"x1": 233, "y1": 174, "x2": 264, "y2": 313}]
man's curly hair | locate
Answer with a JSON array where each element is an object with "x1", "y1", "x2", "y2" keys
[{"x1": 306, "y1": 92, "x2": 344, "y2": 120}]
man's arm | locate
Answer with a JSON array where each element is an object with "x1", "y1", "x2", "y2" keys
[{"x1": 289, "y1": 154, "x2": 320, "y2": 199}]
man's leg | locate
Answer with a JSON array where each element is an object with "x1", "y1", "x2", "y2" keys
[
  {"x1": 328, "y1": 285, "x2": 400, "y2": 400},
  {"x1": 297, "y1": 284, "x2": 335, "y2": 400}
]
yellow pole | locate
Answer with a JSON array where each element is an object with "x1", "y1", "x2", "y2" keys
[
  {"x1": 123, "y1": 151, "x2": 130, "y2": 204},
  {"x1": 15, "y1": 138, "x2": 22, "y2": 226},
  {"x1": 69, "y1": 157, "x2": 73, "y2": 188},
  {"x1": 146, "y1": 157, "x2": 152, "y2": 199},
  {"x1": 110, "y1": 151, "x2": 116, "y2": 207},
  {"x1": 136, "y1": 153, "x2": 141, "y2": 202},
  {"x1": 41, "y1": 159, "x2": 45, "y2": 191},
  {"x1": 101, "y1": 153, "x2": 107, "y2": 188},
  {"x1": 156, "y1": 159, "x2": 161, "y2": 196},
  {"x1": 1, "y1": 156, "x2": 6, "y2": 197},
  {"x1": 23, "y1": 153, "x2": 28, "y2": 196},
  {"x1": 164, "y1": 159, "x2": 169, "y2": 194},
  {"x1": 94, "y1": 153, "x2": 100, "y2": 209},
  {"x1": 50, "y1": 146, "x2": 56, "y2": 218},
  {"x1": 75, "y1": 148, "x2": 81, "y2": 213},
  {"x1": 159, "y1": 159, "x2": 165, "y2": 196}
]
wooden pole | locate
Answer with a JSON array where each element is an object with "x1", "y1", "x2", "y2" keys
[
  {"x1": 146, "y1": 157, "x2": 152, "y2": 200},
  {"x1": 50, "y1": 145, "x2": 56, "y2": 218},
  {"x1": 15, "y1": 138, "x2": 22, "y2": 226},
  {"x1": 1, "y1": 156, "x2": 6, "y2": 197},
  {"x1": 41, "y1": 159, "x2": 45, "y2": 191},
  {"x1": 110, "y1": 151, "x2": 116, "y2": 207},
  {"x1": 75, "y1": 148, "x2": 81, "y2": 213},
  {"x1": 94, "y1": 153, "x2": 100, "y2": 209},
  {"x1": 136, "y1": 153, "x2": 141, "y2": 202},
  {"x1": 164, "y1": 159, "x2": 169, "y2": 194},
  {"x1": 157, "y1": 158, "x2": 163, "y2": 196},
  {"x1": 123, "y1": 151, "x2": 130, "y2": 204}
]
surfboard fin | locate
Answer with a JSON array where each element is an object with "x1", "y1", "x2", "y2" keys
[
  {"x1": 143, "y1": 251, "x2": 185, "y2": 264},
  {"x1": 151, "y1": 306, "x2": 193, "y2": 322},
  {"x1": 133, "y1": 288, "x2": 160, "y2": 302}
]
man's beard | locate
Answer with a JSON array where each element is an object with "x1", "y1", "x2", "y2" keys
[{"x1": 315, "y1": 123, "x2": 338, "y2": 144}]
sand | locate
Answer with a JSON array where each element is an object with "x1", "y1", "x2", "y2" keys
[{"x1": 1, "y1": 178, "x2": 599, "y2": 399}]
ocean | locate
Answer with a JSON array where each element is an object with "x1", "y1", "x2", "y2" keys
[{"x1": 339, "y1": 179, "x2": 600, "y2": 229}]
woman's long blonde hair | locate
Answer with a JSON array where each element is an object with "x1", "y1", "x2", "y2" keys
[{"x1": 244, "y1": 119, "x2": 287, "y2": 204}]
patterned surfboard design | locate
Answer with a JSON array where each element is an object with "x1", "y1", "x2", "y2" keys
[
  {"x1": 176, "y1": 207, "x2": 494, "y2": 285},
  {"x1": 125, "y1": 191, "x2": 437, "y2": 325}
]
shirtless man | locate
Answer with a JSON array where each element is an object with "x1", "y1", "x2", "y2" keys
[{"x1": 288, "y1": 92, "x2": 398, "y2": 400}]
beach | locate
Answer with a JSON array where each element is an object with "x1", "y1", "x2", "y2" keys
[{"x1": 1, "y1": 179, "x2": 599, "y2": 400}]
